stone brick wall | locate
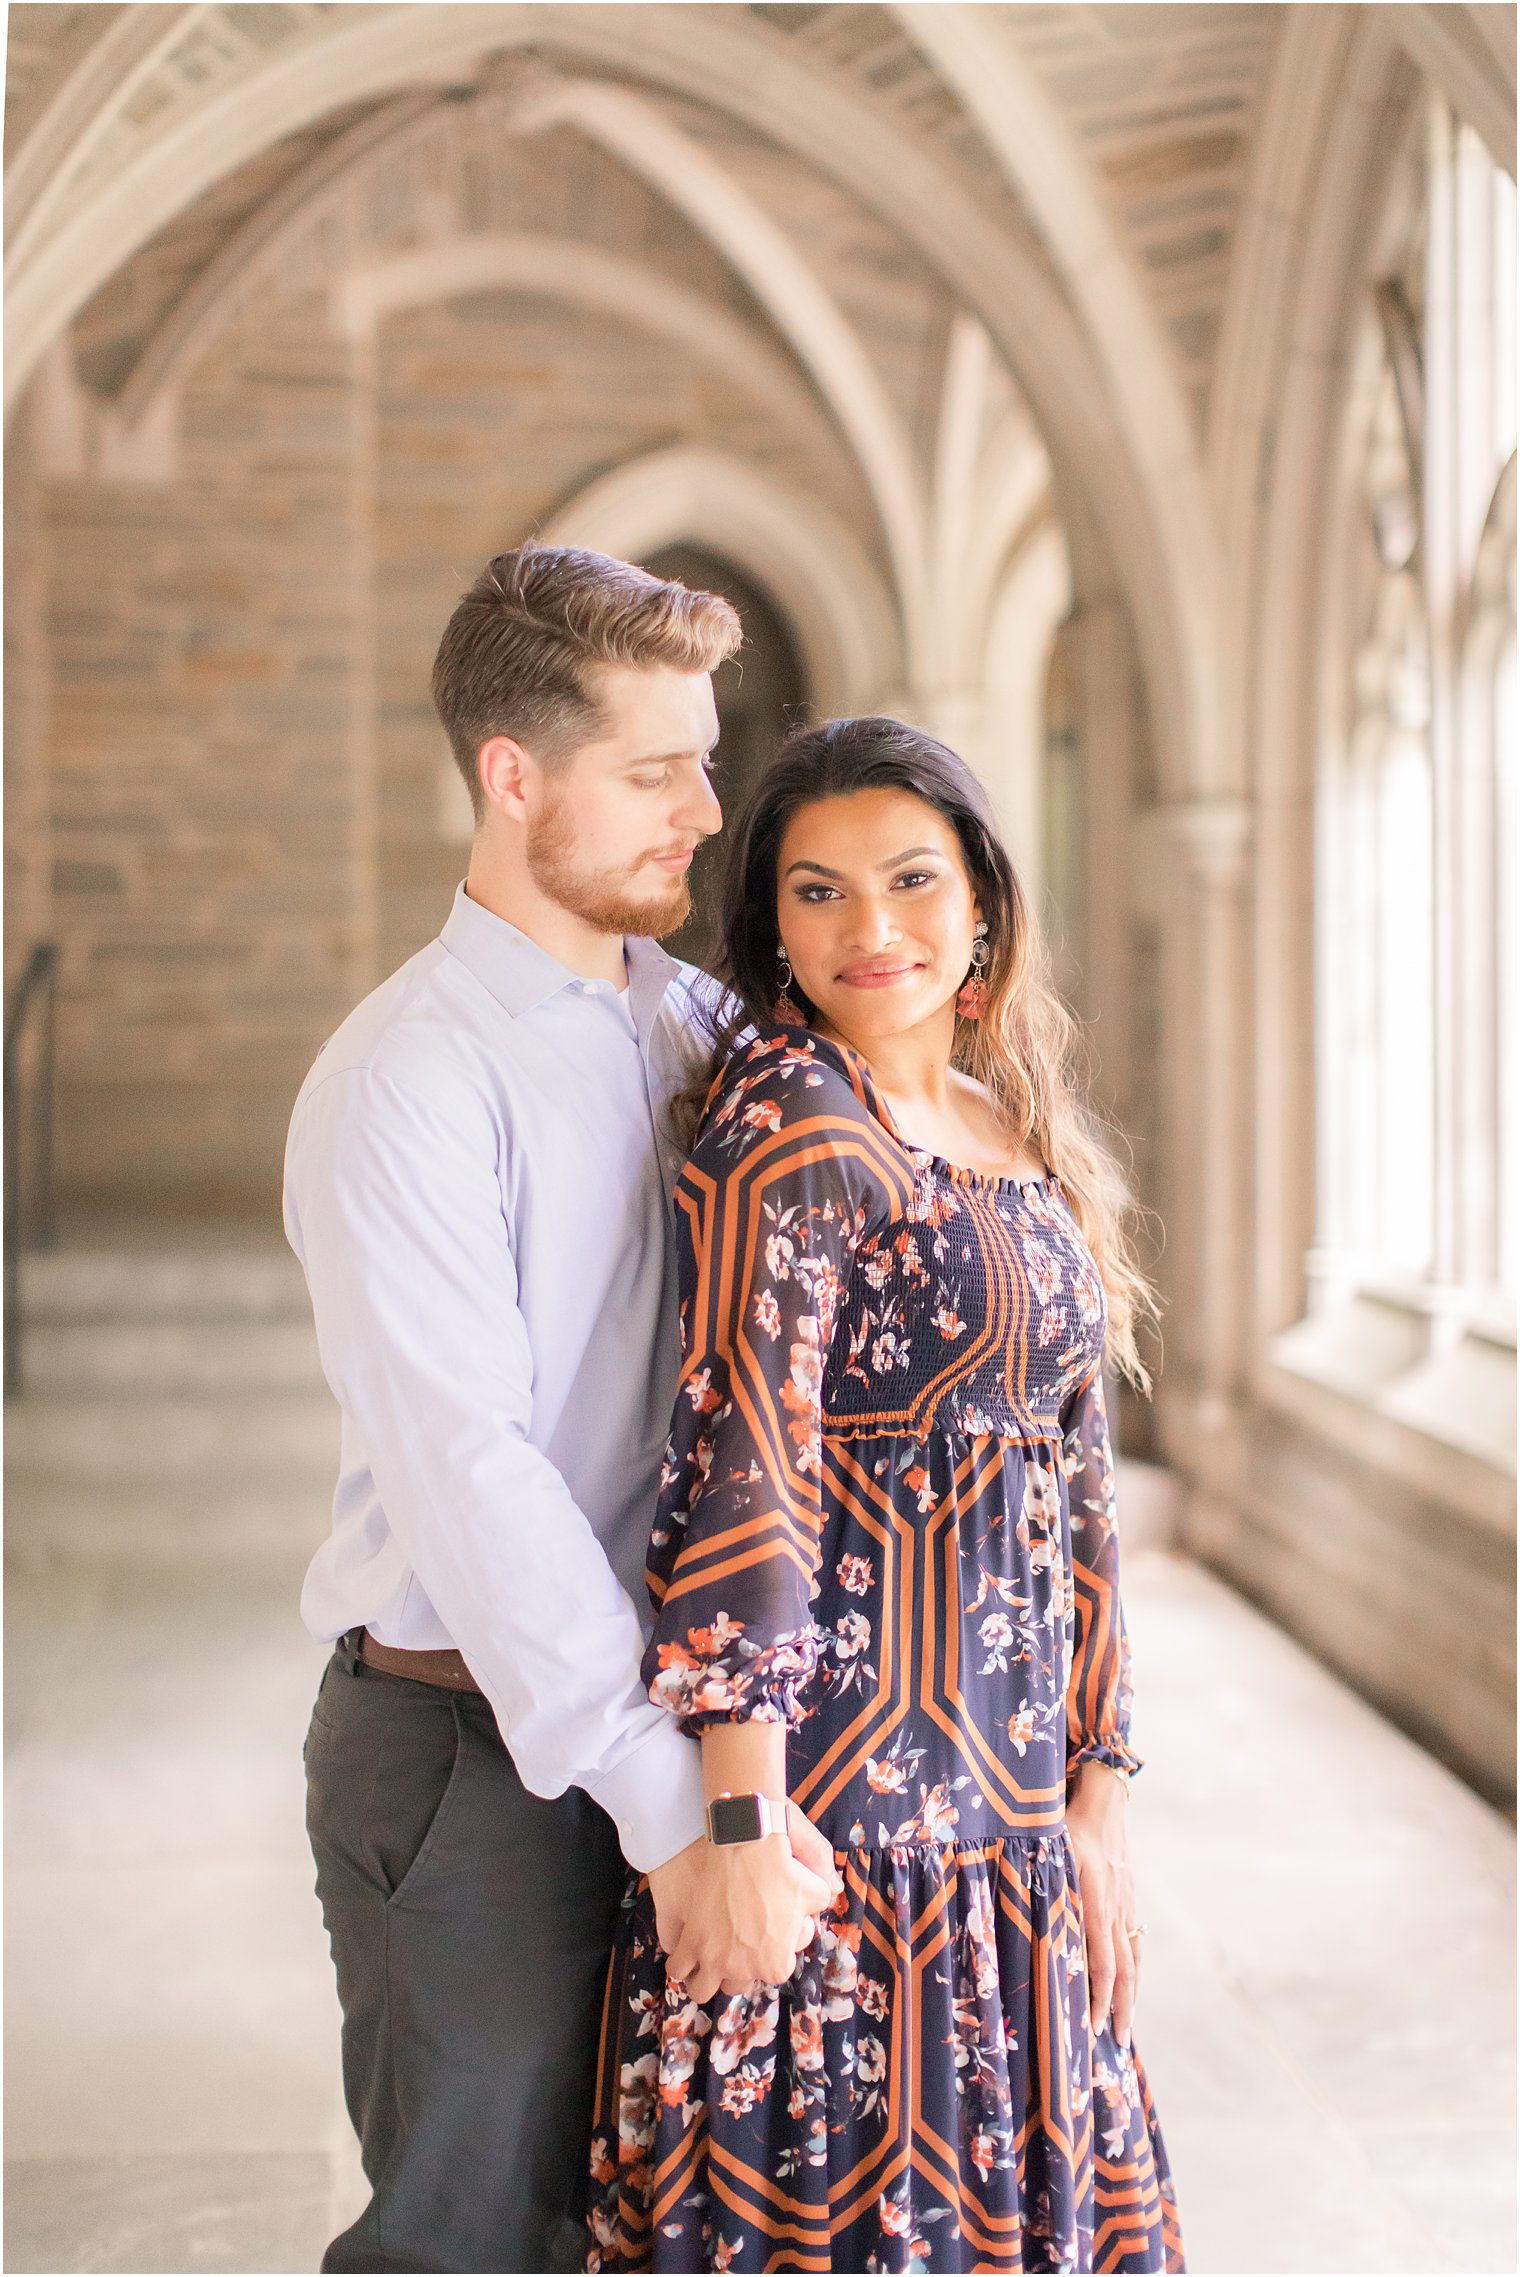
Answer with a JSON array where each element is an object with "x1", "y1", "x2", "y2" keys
[
  {"x1": 20, "y1": 112, "x2": 895, "y2": 1214},
  {"x1": 1228, "y1": 1407, "x2": 1516, "y2": 1808},
  {"x1": 43, "y1": 294, "x2": 365, "y2": 1214},
  {"x1": 374, "y1": 287, "x2": 870, "y2": 975}
]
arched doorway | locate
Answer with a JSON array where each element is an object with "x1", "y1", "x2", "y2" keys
[{"x1": 641, "y1": 543, "x2": 809, "y2": 974}]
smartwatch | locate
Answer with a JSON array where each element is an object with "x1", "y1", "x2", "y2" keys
[{"x1": 705, "y1": 1792, "x2": 789, "y2": 1846}]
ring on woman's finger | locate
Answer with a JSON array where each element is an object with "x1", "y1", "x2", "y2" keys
[{"x1": 1125, "y1": 1921, "x2": 1149, "y2": 1942}]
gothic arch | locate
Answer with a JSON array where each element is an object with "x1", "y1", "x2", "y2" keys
[
  {"x1": 114, "y1": 93, "x2": 439, "y2": 429},
  {"x1": 894, "y1": 3, "x2": 1222, "y2": 785},
  {"x1": 506, "y1": 72, "x2": 932, "y2": 686},
  {"x1": 976, "y1": 518, "x2": 1072, "y2": 905},
  {"x1": 2, "y1": 2, "x2": 1207, "y2": 800},
  {"x1": 926, "y1": 315, "x2": 1055, "y2": 696},
  {"x1": 1391, "y1": 3, "x2": 1517, "y2": 176},
  {"x1": 330, "y1": 235, "x2": 830, "y2": 457},
  {"x1": 539, "y1": 447, "x2": 903, "y2": 718}
]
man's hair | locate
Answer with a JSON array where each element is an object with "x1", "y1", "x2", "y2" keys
[{"x1": 432, "y1": 544, "x2": 743, "y2": 813}]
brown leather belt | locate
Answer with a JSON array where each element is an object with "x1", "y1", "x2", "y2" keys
[{"x1": 359, "y1": 1630, "x2": 484, "y2": 1695}]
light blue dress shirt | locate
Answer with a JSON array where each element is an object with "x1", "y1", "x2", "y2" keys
[{"x1": 284, "y1": 883, "x2": 706, "y2": 1871}]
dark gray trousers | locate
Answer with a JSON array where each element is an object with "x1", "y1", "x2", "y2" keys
[{"x1": 304, "y1": 1633, "x2": 627, "y2": 2274}]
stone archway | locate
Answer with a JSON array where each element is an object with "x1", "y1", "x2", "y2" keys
[
  {"x1": 4, "y1": 3, "x2": 1211, "y2": 805},
  {"x1": 540, "y1": 446, "x2": 902, "y2": 719}
]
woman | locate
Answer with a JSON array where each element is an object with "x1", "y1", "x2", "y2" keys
[{"x1": 588, "y1": 719, "x2": 1184, "y2": 2275}]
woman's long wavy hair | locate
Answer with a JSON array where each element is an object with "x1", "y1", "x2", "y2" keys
[{"x1": 674, "y1": 716, "x2": 1160, "y2": 1390}]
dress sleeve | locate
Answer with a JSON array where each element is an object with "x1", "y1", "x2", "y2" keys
[
  {"x1": 642, "y1": 1035, "x2": 913, "y2": 1732},
  {"x1": 1061, "y1": 1363, "x2": 1144, "y2": 1781}
]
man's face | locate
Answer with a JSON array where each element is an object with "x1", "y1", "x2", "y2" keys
[{"x1": 525, "y1": 666, "x2": 723, "y2": 938}]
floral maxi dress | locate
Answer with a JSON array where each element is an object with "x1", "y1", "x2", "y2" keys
[{"x1": 588, "y1": 1029, "x2": 1185, "y2": 2276}]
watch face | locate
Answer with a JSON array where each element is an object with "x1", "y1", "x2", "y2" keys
[{"x1": 708, "y1": 1794, "x2": 766, "y2": 1845}]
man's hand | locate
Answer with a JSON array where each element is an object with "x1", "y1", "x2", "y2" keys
[
  {"x1": 785, "y1": 1799, "x2": 843, "y2": 1901},
  {"x1": 649, "y1": 1830, "x2": 836, "y2": 2002}
]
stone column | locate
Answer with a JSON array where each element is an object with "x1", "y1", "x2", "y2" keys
[
  {"x1": 3, "y1": 387, "x2": 55, "y2": 994},
  {"x1": 345, "y1": 326, "x2": 382, "y2": 1005},
  {"x1": 1161, "y1": 796, "x2": 1254, "y2": 1559},
  {"x1": 1069, "y1": 593, "x2": 1147, "y2": 1114}
]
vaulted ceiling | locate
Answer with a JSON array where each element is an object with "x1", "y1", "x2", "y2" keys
[
  {"x1": 5, "y1": 2, "x2": 1290, "y2": 435},
  {"x1": 5, "y1": 0, "x2": 1514, "y2": 803},
  {"x1": 8, "y1": 4, "x2": 1511, "y2": 443}
]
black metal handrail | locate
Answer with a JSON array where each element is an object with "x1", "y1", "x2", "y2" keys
[{"x1": 4, "y1": 942, "x2": 60, "y2": 1397}]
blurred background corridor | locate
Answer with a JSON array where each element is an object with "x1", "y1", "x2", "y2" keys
[{"x1": 4, "y1": 4, "x2": 1515, "y2": 2270}]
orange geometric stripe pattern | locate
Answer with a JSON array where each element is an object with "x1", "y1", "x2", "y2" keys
[{"x1": 591, "y1": 1033, "x2": 1181, "y2": 2273}]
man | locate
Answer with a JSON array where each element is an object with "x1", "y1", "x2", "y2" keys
[{"x1": 286, "y1": 547, "x2": 835, "y2": 2274}]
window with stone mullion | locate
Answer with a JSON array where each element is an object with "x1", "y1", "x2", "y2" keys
[
  {"x1": 1425, "y1": 107, "x2": 1517, "y2": 1302},
  {"x1": 1319, "y1": 96, "x2": 1516, "y2": 1317}
]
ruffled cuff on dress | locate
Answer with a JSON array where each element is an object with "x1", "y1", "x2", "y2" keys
[
  {"x1": 1067, "y1": 1736, "x2": 1144, "y2": 1781},
  {"x1": 648, "y1": 1624, "x2": 822, "y2": 1737}
]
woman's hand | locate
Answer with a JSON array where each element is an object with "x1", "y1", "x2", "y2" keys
[
  {"x1": 1066, "y1": 1760, "x2": 1140, "y2": 2045},
  {"x1": 660, "y1": 1832, "x2": 834, "y2": 2002}
]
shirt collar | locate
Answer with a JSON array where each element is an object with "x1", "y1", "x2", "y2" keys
[
  {"x1": 439, "y1": 882, "x2": 678, "y2": 1042},
  {"x1": 625, "y1": 933, "x2": 680, "y2": 1050}
]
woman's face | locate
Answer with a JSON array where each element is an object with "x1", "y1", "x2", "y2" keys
[{"x1": 775, "y1": 786, "x2": 980, "y2": 1048}]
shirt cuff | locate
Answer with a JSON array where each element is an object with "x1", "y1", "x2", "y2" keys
[{"x1": 583, "y1": 1714, "x2": 706, "y2": 1873}]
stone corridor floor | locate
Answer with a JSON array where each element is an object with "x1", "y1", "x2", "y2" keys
[
  {"x1": 6, "y1": 1541, "x2": 1515, "y2": 2276},
  {"x1": 3, "y1": 1241, "x2": 1515, "y2": 2274}
]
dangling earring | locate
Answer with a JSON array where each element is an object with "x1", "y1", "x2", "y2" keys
[
  {"x1": 775, "y1": 946, "x2": 805, "y2": 1025},
  {"x1": 956, "y1": 920, "x2": 991, "y2": 1020}
]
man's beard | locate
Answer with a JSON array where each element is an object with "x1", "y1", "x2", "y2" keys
[{"x1": 526, "y1": 791, "x2": 692, "y2": 939}]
